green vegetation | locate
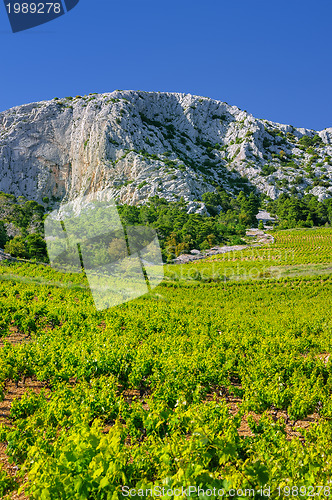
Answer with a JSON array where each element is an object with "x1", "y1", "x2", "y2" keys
[
  {"x1": 298, "y1": 134, "x2": 323, "y2": 149},
  {"x1": 117, "y1": 191, "x2": 259, "y2": 261},
  {"x1": 0, "y1": 221, "x2": 7, "y2": 248},
  {"x1": 4, "y1": 234, "x2": 47, "y2": 261},
  {"x1": 0, "y1": 464, "x2": 17, "y2": 497},
  {"x1": 0, "y1": 230, "x2": 331, "y2": 497},
  {"x1": 267, "y1": 193, "x2": 332, "y2": 229},
  {"x1": 137, "y1": 181, "x2": 148, "y2": 190},
  {"x1": 1, "y1": 187, "x2": 332, "y2": 269},
  {"x1": 169, "y1": 227, "x2": 332, "y2": 282},
  {"x1": 261, "y1": 164, "x2": 277, "y2": 176},
  {"x1": 0, "y1": 192, "x2": 47, "y2": 260}
]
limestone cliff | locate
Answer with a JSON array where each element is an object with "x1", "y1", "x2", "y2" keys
[{"x1": 0, "y1": 90, "x2": 331, "y2": 207}]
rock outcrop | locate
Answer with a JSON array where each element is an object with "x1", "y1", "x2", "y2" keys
[{"x1": 0, "y1": 90, "x2": 331, "y2": 207}]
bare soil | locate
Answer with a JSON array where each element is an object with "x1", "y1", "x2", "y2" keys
[{"x1": 0, "y1": 333, "x2": 323, "y2": 498}]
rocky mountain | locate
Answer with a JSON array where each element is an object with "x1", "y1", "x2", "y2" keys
[{"x1": 0, "y1": 90, "x2": 332, "y2": 211}]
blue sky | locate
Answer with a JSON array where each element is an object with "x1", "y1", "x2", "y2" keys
[{"x1": 1, "y1": 0, "x2": 331, "y2": 130}]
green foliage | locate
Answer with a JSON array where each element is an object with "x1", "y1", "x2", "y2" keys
[
  {"x1": 25, "y1": 234, "x2": 48, "y2": 262},
  {"x1": 286, "y1": 132, "x2": 296, "y2": 142},
  {"x1": 267, "y1": 193, "x2": 332, "y2": 229},
  {"x1": 117, "y1": 190, "x2": 255, "y2": 262},
  {"x1": 4, "y1": 236, "x2": 28, "y2": 258},
  {"x1": 236, "y1": 191, "x2": 260, "y2": 226},
  {"x1": 137, "y1": 181, "x2": 148, "y2": 190},
  {"x1": 0, "y1": 231, "x2": 332, "y2": 495},
  {"x1": 0, "y1": 221, "x2": 7, "y2": 248},
  {"x1": 0, "y1": 195, "x2": 47, "y2": 260},
  {"x1": 0, "y1": 195, "x2": 44, "y2": 230},
  {"x1": 261, "y1": 164, "x2": 277, "y2": 176},
  {"x1": 298, "y1": 134, "x2": 323, "y2": 148},
  {"x1": 0, "y1": 464, "x2": 17, "y2": 497},
  {"x1": 4, "y1": 234, "x2": 48, "y2": 262},
  {"x1": 262, "y1": 137, "x2": 271, "y2": 148}
]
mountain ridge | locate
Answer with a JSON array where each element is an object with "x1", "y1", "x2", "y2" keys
[{"x1": 0, "y1": 90, "x2": 331, "y2": 210}]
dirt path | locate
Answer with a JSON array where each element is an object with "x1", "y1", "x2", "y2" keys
[{"x1": 173, "y1": 230, "x2": 274, "y2": 264}]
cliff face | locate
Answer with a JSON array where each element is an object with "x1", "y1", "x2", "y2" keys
[{"x1": 0, "y1": 90, "x2": 332, "y2": 206}]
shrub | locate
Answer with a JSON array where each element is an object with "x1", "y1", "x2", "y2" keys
[
  {"x1": 0, "y1": 221, "x2": 7, "y2": 248},
  {"x1": 298, "y1": 134, "x2": 323, "y2": 148},
  {"x1": 261, "y1": 165, "x2": 277, "y2": 176},
  {"x1": 25, "y1": 234, "x2": 48, "y2": 262},
  {"x1": 5, "y1": 236, "x2": 28, "y2": 258}
]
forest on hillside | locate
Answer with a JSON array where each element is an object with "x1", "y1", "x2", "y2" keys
[{"x1": 0, "y1": 189, "x2": 332, "y2": 264}]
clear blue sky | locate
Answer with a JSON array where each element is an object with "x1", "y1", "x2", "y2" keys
[{"x1": 1, "y1": 0, "x2": 331, "y2": 131}]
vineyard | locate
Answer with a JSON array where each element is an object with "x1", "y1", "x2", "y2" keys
[
  {"x1": 166, "y1": 227, "x2": 332, "y2": 282},
  {"x1": 0, "y1": 228, "x2": 331, "y2": 498}
]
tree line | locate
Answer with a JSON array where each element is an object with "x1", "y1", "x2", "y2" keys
[{"x1": 0, "y1": 189, "x2": 332, "y2": 264}]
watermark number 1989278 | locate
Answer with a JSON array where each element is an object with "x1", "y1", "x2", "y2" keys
[{"x1": 3, "y1": 0, "x2": 79, "y2": 32}]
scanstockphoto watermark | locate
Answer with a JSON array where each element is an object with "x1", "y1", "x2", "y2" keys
[
  {"x1": 168, "y1": 246, "x2": 295, "y2": 282},
  {"x1": 44, "y1": 194, "x2": 164, "y2": 311},
  {"x1": 168, "y1": 262, "x2": 284, "y2": 282},
  {"x1": 3, "y1": 0, "x2": 80, "y2": 33},
  {"x1": 221, "y1": 247, "x2": 296, "y2": 263},
  {"x1": 169, "y1": 246, "x2": 296, "y2": 266},
  {"x1": 121, "y1": 485, "x2": 272, "y2": 497},
  {"x1": 122, "y1": 484, "x2": 332, "y2": 498}
]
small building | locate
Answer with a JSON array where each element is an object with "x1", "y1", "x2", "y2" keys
[{"x1": 256, "y1": 211, "x2": 276, "y2": 225}]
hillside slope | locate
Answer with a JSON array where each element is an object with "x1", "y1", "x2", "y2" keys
[{"x1": 0, "y1": 90, "x2": 332, "y2": 207}]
